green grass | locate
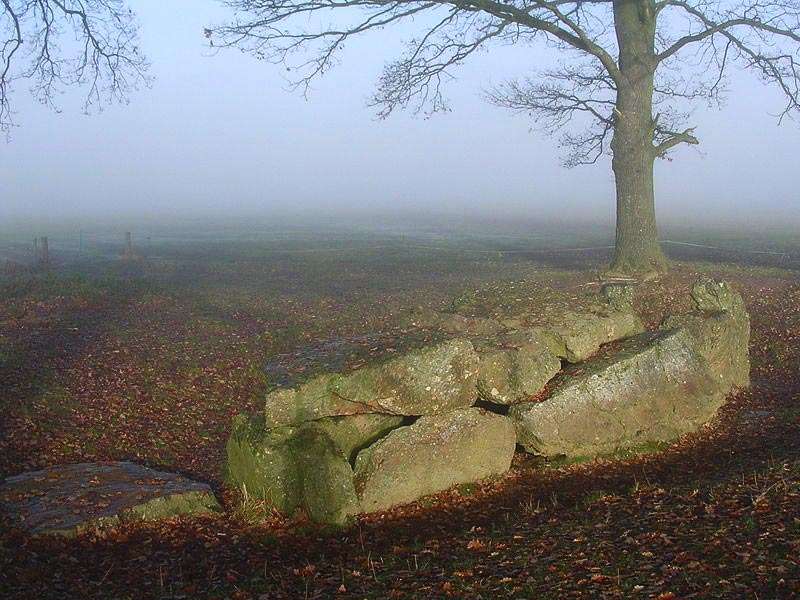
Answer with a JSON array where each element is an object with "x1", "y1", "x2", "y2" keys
[
  {"x1": 455, "y1": 482, "x2": 479, "y2": 496},
  {"x1": 546, "y1": 440, "x2": 671, "y2": 468},
  {"x1": 581, "y1": 489, "x2": 611, "y2": 507}
]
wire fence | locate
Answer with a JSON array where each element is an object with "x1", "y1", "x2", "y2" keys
[{"x1": 1, "y1": 229, "x2": 798, "y2": 272}]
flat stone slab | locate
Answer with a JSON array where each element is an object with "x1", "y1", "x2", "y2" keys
[
  {"x1": 263, "y1": 330, "x2": 440, "y2": 388},
  {"x1": 0, "y1": 462, "x2": 220, "y2": 536},
  {"x1": 264, "y1": 339, "x2": 479, "y2": 425}
]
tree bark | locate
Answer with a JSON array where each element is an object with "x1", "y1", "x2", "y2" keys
[{"x1": 608, "y1": 0, "x2": 667, "y2": 276}]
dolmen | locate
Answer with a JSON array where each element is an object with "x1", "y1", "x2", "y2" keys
[{"x1": 226, "y1": 278, "x2": 750, "y2": 524}]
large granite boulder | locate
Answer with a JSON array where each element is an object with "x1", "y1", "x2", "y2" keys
[
  {"x1": 509, "y1": 329, "x2": 726, "y2": 457},
  {"x1": 290, "y1": 427, "x2": 360, "y2": 525},
  {"x1": 476, "y1": 329, "x2": 561, "y2": 405},
  {"x1": 225, "y1": 415, "x2": 359, "y2": 525},
  {"x1": 311, "y1": 413, "x2": 405, "y2": 462},
  {"x1": 354, "y1": 408, "x2": 516, "y2": 512},
  {"x1": 0, "y1": 462, "x2": 220, "y2": 537},
  {"x1": 537, "y1": 308, "x2": 645, "y2": 363},
  {"x1": 264, "y1": 339, "x2": 479, "y2": 426},
  {"x1": 662, "y1": 278, "x2": 750, "y2": 389}
]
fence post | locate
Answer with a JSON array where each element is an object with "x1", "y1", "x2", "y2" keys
[
  {"x1": 123, "y1": 231, "x2": 134, "y2": 259},
  {"x1": 40, "y1": 236, "x2": 49, "y2": 266}
]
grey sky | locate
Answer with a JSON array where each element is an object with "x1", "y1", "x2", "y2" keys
[{"x1": 1, "y1": 0, "x2": 798, "y2": 229}]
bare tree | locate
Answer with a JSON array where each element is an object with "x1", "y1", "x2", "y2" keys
[
  {"x1": 210, "y1": 0, "x2": 800, "y2": 276},
  {"x1": 0, "y1": 0, "x2": 149, "y2": 135}
]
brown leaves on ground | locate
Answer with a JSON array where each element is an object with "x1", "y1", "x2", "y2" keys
[{"x1": 1, "y1": 256, "x2": 799, "y2": 599}]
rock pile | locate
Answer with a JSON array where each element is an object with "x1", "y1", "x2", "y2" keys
[{"x1": 227, "y1": 278, "x2": 750, "y2": 524}]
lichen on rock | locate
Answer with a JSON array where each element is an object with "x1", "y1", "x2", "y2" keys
[
  {"x1": 601, "y1": 282, "x2": 636, "y2": 311},
  {"x1": 306, "y1": 413, "x2": 405, "y2": 462},
  {"x1": 661, "y1": 278, "x2": 750, "y2": 389},
  {"x1": 476, "y1": 328, "x2": 561, "y2": 405},
  {"x1": 535, "y1": 307, "x2": 645, "y2": 363},
  {"x1": 353, "y1": 408, "x2": 516, "y2": 513},
  {"x1": 263, "y1": 339, "x2": 479, "y2": 426},
  {"x1": 510, "y1": 328, "x2": 728, "y2": 457},
  {"x1": 402, "y1": 309, "x2": 505, "y2": 337}
]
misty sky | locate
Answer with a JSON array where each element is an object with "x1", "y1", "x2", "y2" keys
[{"x1": 1, "y1": 0, "x2": 798, "y2": 230}]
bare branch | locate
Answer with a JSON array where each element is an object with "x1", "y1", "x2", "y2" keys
[
  {"x1": 658, "y1": 0, "x2": 800, "y2": 62},
  {"x1": 487, "y1": 61, "x2": 615, "y2": 165},
  {"x1": 653, "y1": 124, "x2": 699, "y2": 157},
  {"x1": 561, "y1": 118, "x2": 613, "y2": 166},
  {"x1": 211, "y1": 0, "x2": 623, "y2": 107},
  {"x1": 371, "y1": 11, "x2": 513, "y2": 116},
  {"x1": 0, "y1": 0, "x2": 150, "y2": 134},
  {"x1": 656, "y1": 0, "x2": 800, "y2": 119},
  {"x1": 212, "y1": 0, "x2": 800, "y2": 167},
  {"x1": 525, "y1": 0, "x2": 619, "y2": 78}
]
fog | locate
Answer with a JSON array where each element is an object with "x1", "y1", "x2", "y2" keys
[{"x1": 1, "y1": 0, "x2": 799, "y2": 233}]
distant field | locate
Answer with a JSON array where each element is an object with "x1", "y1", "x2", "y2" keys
[{"x1": 2, "y1": 216, "x2": 798, "y2": 274}]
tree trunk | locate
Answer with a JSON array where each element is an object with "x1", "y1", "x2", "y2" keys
[
  {"x1": 608, "y1": 0, "x2": 667, "y2": 276},
  {"x1": 610, "y1": 125, "x2": 664, "y2": 275}
]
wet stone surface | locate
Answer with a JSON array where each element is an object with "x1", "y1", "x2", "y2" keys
[
  {"x1": 0, "y1": 461, "x2": 220, "y2": 536},
  {"x1": 263, "y1": 330, "x2": 442, "y2": 388}
]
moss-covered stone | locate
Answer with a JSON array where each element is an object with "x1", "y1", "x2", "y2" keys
[
  {"x1": 224, "y1": 415, "x2": 302, "y2": 513},
  {"x1": 434, "y1": 313, "x2": 505, "y2": 337},
  {"x1": 401, "y1": 310, "x2": 504, "y2": 337},
  {"x1": 537, "y1": 308, "x2": 645, "y2": 363},
  {"x1": 510, "y1": 329, "x2": 725, "y2": 457},
  {"x1": 690, "y1": 277, "x2": 746, "y2": 313},
  {"x1": 290, "y1": 428, "x2": 359, "y2": 525},
  {"x1": 264, "y1": 339, "x2": 479, "y2": 426},
  {"x1": 312, "y1": 413, "x2": 405, "y2": 462},
  {"x1": 476, "y1": 329, "x2": 561, "y2": 405},
  {"x1": 125, "y1": 491, "x2": 220, "y2": 521},
  {"x1": 225, "y1": 415, "x2": 360, "y2": 525},
  {"x1": 602, "y1": 282, "x2": 636, "y2": 311},
  {"x1": 662, "y1": 278, "x2": 750, "y2": 389},
  {"x1": 353, "y1": 408, "x2": 516, "y2": 513},
  {"x1": 263, "y1": 374, "x2": 368, "y2": 427}
]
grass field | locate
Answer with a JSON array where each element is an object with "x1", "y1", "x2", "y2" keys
[{"x1": 1, "y1": 220, "x2": 798, "y2": 598}]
